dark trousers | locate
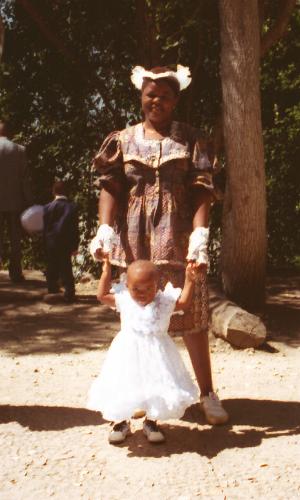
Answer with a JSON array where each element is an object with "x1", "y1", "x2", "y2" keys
[
  {"x1": 45, "y1": 248, "x2": 75, "y2": 298},
  {"x1": 0, "y1": 211, "x2": 23, "y2": 279}
]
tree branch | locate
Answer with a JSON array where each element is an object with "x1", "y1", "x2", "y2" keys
[
  {"x1": 0, "y1": 16, "x2": 4, "y2": 62},
  {"x1": 16, "y1": 0, "x2": 119, "y2": 123},
  {"x1": 135, "y1": 0, "x2": 149, "y2": 66},
  {"x1": 185, "y1": 25, "x2": 205, "y2": 123},
  {"x1": 260, "y1": 0, "x2": 297, "y2": 58},
  {"x1": 135, "y1": 0, "x2": 161, "y2": 68}
]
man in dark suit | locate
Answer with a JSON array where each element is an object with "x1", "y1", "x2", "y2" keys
[
  {"x1": 43, "y1": 180, "x2": 79, "y2": 302},
  {"x1": 0, "y1": 120, "x2": 32, "y2": 282}
]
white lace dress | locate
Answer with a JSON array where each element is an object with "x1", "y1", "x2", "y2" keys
[{"x1": 87, "y1": 282, "x2": 198, "y2": 421}]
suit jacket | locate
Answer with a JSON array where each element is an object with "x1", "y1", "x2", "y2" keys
[
  {"x1": 0, "y1": 136, "x2": 32, "y2": 212},
  {"x1": 43, "y1": 197, "x2": 79, "y2": 253}
]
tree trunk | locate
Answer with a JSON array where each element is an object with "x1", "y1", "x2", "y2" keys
[
  {"x1": 219, "y1": 0, "x2": 266, "y2": 309},
  {"x1": 135, "y1": 0, "x2": 161, "y2": 67}
]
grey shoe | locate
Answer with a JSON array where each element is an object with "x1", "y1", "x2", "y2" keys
[
  {"x1": 108, "y1": 421, "x2": 131, "y2": 444},
  {"x1": 143, "y1": 419, "x2": 165, "y2": 443}
]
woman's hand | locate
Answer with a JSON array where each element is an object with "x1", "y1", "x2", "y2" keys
[
  {"x1": 186, "y1": 227, "x2": 209, "y2": 267},
  {"x1": 90, "y1": 224, "x2": 118, "y2": 261}
]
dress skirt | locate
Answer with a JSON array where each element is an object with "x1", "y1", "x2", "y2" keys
[{"x1": 87, "y1": 329, "x2": 198, "y2": 422}]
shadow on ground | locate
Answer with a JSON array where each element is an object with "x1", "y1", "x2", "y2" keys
[
  {"x1": 0, "y1": 271, "x2": 119, "y2": 355},
  {"x1": 0, "y1": 272, "x2": 299, "y2": 355},
  {"x1": 1, "y1": 399, "x2": 298, "y2": 460},
  {"x1": 264, "y1": 276, "x2": 300, "y2": 348},
  {"x1": 0, "y1": 404, "x2": 104, "y2": 430},
  {"x1": 125, "y1": 398, "x2": 300, "y2": 459}
]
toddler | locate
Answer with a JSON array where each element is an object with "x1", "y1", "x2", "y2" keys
[{"x1": 87, "y1": 259, "x2": 199, "y2": 444}]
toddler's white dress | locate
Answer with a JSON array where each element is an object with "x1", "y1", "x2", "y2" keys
[{"x1": 87, "y1": 282, "x2": 198, "y2": 421}]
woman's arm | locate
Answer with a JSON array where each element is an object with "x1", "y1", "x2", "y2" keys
[
  {"x1": 174, "y1": 264, "x2": 196, "y2": 311},
  {"x1": 98, "y1": 188, "x2": 118, "y2": 225},
  {"x1": 187, "y1": 187, "x2": 213, "y2": 269},
  {"x1": 192, "y1": 187, "x2": 213, "y2": 229},
  {"x1": 97, "y1": 258, "x2": 116, "y2": 307}
]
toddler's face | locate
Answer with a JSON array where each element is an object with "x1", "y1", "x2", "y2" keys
[{"x1": 127, "y1": 274, "x2": 157, "y2": 306}]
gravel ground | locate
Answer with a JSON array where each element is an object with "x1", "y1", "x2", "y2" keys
[{"x1": 0, "y1": 270, "x2": 299, "y2": 500}]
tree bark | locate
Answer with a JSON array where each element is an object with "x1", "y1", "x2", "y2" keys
[{"x1": 219, "y1": 0, "x2": 266, "y2": 309}]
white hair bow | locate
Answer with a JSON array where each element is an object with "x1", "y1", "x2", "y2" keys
[{"x1": 131, "y1": 65, "x2": 192, "y2": 91}]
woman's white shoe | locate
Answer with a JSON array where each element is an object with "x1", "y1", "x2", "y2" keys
[{"x1": 200, "y1": 392, "x2": 229, "y2": 425}]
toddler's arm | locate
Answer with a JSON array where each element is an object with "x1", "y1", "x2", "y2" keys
[
  {"x1": 97, "y1": 258, "x2": 116, "y2": 307},
  {"x1": 174, "y1": 264, "x2": 196, "y2": 311}
]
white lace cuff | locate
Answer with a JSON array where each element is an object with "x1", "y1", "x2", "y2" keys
[
  {"x1": 186, "y1": 227, "x2": 209, "y2": 265},
  {"x1": 89, "y1": 224, "x2": 118, "y2": 261}
]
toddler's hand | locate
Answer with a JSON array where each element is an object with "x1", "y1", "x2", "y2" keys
[{"x1": 186, "y1": 262, "x2": 197, "y2": 281}]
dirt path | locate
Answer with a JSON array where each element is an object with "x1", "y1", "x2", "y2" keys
[{"x1": 0, "y1": 271, "x2": 299, "y2": 499}]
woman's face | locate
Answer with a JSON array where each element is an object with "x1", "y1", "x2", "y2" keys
[{"x1": 141, "y1": 80, "x2": 179, "y2": 126}]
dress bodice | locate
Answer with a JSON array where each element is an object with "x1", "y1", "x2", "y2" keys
[{"x1": 113, "y1": 281, "x2": 181, "y2": 337}]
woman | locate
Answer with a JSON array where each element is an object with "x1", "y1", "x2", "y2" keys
[{"x1": 90, "y1": 65, "x2": 228, "y2": 426}]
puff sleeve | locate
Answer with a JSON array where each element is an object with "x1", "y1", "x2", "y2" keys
[
  {"x1": 93, "y1": 131, "x2": 125, "y2": 193},
  {"x1": 161, "y1": 282, "x2": 182, "y2": 315},
  {"x1": 188, "y1": 136, "x2": 215, "y2": 193},
  {"x1": 110, "y1": 280, "x2": 127, "y2": 313}
]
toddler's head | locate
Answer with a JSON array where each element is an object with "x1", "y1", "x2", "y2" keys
[{"x1": 127, "y1": 260, "x2": 158, "y2": 306}]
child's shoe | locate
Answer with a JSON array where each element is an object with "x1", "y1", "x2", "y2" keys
[
  {"x1": 108, "y1": 421, "x2": 131, "y2": 444},
  {"x1": 143, "y1": 419, "x2": 165, "y2": 443},
  {"x1": 200, "y1": 392, "x2": 229, "y2": 425}
]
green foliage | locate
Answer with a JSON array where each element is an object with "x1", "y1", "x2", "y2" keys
[
  {"x1": 261, "y1": 8, "x2": 300, "y2": 269},
  {"x1": 0, "y1": 0, "x2": 299, "y2": 276}
]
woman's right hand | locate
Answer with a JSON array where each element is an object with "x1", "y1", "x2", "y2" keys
[{"x1": 90, "y1": 224, "x2": 118, "y2": 261}]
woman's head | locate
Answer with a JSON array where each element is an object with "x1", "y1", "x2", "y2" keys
[
  {"x1": 127, "y1": 260, "x2": 158, "y2": 306},
  {"x1": 131, "y1": 64, "x2": 191, "y2": 127}
]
